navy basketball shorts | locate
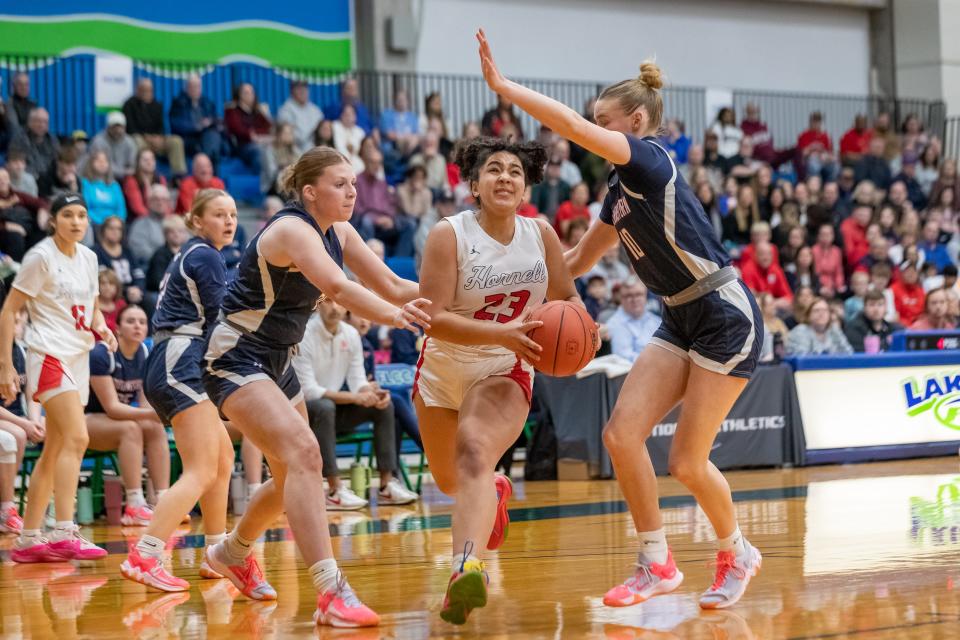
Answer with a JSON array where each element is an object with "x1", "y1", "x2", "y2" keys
[
  {"x1": 202, "y1": 322, "x2": 303, "y2": 413},
  {"x1": 144, "y1": 336, "x2": 209, "y2": 425},
  {"x1": 649, "y1": 279, "x2": 763, "y2": 379}
]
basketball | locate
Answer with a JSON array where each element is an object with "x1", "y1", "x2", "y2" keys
[{"x1": 528, "y1": 301, "x2": 600, "y2": 377}]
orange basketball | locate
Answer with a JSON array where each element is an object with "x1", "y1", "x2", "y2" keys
[{"x1": 528, "y1": 301, "x2": 600, "y2": 377}]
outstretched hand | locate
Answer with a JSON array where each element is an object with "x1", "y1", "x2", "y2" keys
[{"x1": 477, "y1": 28, "x2": 509, "y2": 94}]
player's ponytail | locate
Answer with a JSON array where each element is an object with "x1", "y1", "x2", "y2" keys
[
  {"x1": 599, "y1": 59, "x2": 665, "y2": 132},
  {"x1": 280, "y1": 146, "x2": 349, "y2": 199}
]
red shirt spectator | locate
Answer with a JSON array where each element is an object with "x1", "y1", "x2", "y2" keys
[
  {"x1": 224, "y1": 84, "x2": 272, "y2": 146},
  {"x1": 175, "y1": 154, "x2": 225, "y2": 214},
  {"x1": 740, "y1": 103, "x2": 776, "y2": 164},
  {"x1": 840, "y1": 115, "x2": 872, "y2": 163},
  {"x1": 891, "y1": 262, "x2": 925, "y2": 325},
  {"x1": 812, "y1": 243, "x2": 844, "y2": 294},
  {"x1": 517, "y1": 202, "x2": 540, "y2": 218},
  {"x1": 739, "y1": 242, "x2": 779, "y2": 272},
  {"x1": 741, "y1": 242, "x2": 793, "y2": 302},
  {"x1": 797, "y1": 112, "x2": 833, "y2": 155},
  {"x1": 122, "y1": 173, "x2": 166, "y2": 219},
  {"x1": 840, "y1": 206, "x2": 872, "y2": 274}
]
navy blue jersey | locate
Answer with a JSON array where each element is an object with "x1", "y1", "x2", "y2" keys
[
  {"x1": 4, "y1": 342, "x2": 26, "y2": 417},
  {"x1": 599, "y1": 135, "x2": 731, "y2": 297},
  {"x1": 219, "y1": 203, "x2": 343, "y2": 347},
  {"x1": 152, "y1": 236, "x2": 228, "y2": 338},
  {"x1": 86, "y1": 342, "x2": 148, "y2": 414}
]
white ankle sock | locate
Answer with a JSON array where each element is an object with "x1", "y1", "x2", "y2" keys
[
  {"x1": 310, "y1": 558, "x2": 339, "y2": 593},
  {"x1": 136, "y1": 534, "x2": 165, "y2": 559},
  {"x1": 205, "y1": 532, "x2": 227, "y2": 547},
  {"x1": 1, "y1": 500, "x2": 14, "y2": 512},
  {"x1": 126, "y1": 488, "x2": 146, "y2": 508},
  {"x1": 223, "y1": 530, "x2": 254, "y2": 563},
  {"x1": 717, "y1": 525, "x2": 746, "y2": 557},
  {"x1": 637, "y1": 528, "x2": 669, "y2": 564},
  {"x1": 48, "y1": 521, "x2": 75, "y2": 542},
  {"x1": 451, "y1": 552, "x2": 479, "y2": 574},
  {"x1": 18, "y1": 529, "x2": 42, "y2": 546}
]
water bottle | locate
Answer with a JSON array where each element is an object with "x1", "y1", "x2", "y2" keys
[
  {"x1": 104, "y1": 476, "x2": 124, "y2": 525},
  {"x1": 76, "y1": 479, "x2": 94, "y2": 525},
  {"x1": 230, "y1": 463, "x2": 246, "y2": 515},
  {"x1": 350, "y1": 463, "x2": 371, "y2": 497}
]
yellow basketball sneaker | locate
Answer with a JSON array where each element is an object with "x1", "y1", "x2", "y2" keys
[{"x1": 440, "y1": 553, "x2": 488, "y2": 625}]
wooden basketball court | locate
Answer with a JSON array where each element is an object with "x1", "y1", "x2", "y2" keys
[{"x1": 1, "y1": 456, "x2": 958, "y2": 639}]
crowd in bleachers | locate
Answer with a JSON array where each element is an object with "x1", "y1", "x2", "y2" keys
[{"x1": 1, "y1": 70, "x2": 959, "y2": 365}]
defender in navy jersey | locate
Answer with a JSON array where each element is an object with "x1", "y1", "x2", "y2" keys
[
  {"x1": 85, "y1": 305, "x2": 170, "y2": 527},
  {"x1": 121, "y1": 189, "x2": 245, "y2": 594},
  {"x1": 202, "y1": 147, "x2": 429, "y2": 628},
  {"x1": 479, "y1": 30, "x2": 762, "y2": 610}
]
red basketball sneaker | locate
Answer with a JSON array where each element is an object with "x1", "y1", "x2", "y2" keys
[
  {"x1": 486, "y1": 474, "x2": 513, "y2": 550},
  {"x1": 603, "y1": 548, "x2": 684, "y2": 607}
]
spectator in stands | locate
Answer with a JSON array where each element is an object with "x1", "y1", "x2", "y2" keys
[
  {"x1": 146, "y1": 215, "x2": 188, "y2": 299},
  {"x1": 588, "y1": 245, "x2": 632, "y2": 290},
  {"x1": 37, "y1": 146, "x2": 79, "y2": 199},
  {"x1": 917, "y1": 218, "x2": 953, "y2": 272},
  {"x1": 414, "y1": 191, "x2": 456, "y2": 265},
  {"x1": 531, "y1": 157, "x2": 570, "y2": 220},
  {"x1": 9, "y1": 107, "x2": 58, "y2": 179},
  {"x1": 0, "y1": 167, "x2": 44, "y2": 261},
  {"x1": 582, "y1": 274, "x2": 611, "y2": 321},
  {"x1": 123, "y1": 78, "x2": 187, "y2": 177},
  {"x1": 606, "y1": 277, "x2": 660, "y2": 362},
  {"x1": 293, "y1": 299, "x2": 417, "y2": 510},
  {"x1": 224, "y1": 83, "x2": 272, "y2": 173},
  {"x1": 799, "y1": 113, "x2": 838, "y2": 180},
  {"x1": 709, "y1": 107, "x2": 741, "y2": 161},
  {"x1": 871, "y1": 112, "x2": 901, "y2": 161},
  {"x1": 886, "y1": 180, "x2": 910, "y2": 212},
  {"x1": 277, "y1": 80, "x2": 323, "y2": 155},
  {"x1": 408, "y1": 131, "x2": 448, "y2": 193},
  {"x1": 786, "y1": 245, "x2": 817, "y2": 293},
  {"x1": 333, "y1": 104, "x2": 366, "y2": 173},
  {"x1": 0, "y1": 81, "x2": 11, "y2": 154},
  {"x1": 313, "y1": 119, "x2": 335, "y2": 149},
  {"x1": 94, "y1": 216, "x2": 144, "y2": 303},
  {"x1": 257, "y1": 195, "x2": 284, "y2": 232},
  {"x1": 419, "y1": 92, "x2": 453, "y2": 143},
  {"x1": 917, "y1": 142, "x2": 941, "y2": 198},
  {"x1": 786, "y1": 297, "x2": 853, "y2": 355},
  {"x1": 841, "y1": 204, "x2": 872, "y2": 273},
  {"x1": 892, "y1": 260, "x2": 925, "y2": 325},
  {"x1": 845, "y1": 290, "x2": 901, "y2": 352},
  {"x1": 121, "y1": 148, "x2": 165, "y2": 220},
  {"x1": 818, "y1": 181, "x2": 841, "y2": 219},
  {"x1": 481, "y1": 95, "x2": 525, "y2": 139},
  {"x1": 839, "y1": 114, "x2": 872, "y2": 165},
  {"x1": 396, "y1": 164, "x2": 432, "y2": 220},
  {"x1": 869, "y1": 262, "x2": 898, "y2": 322},
  {"x1": 811, "y1": 224, "x2": 844, "y2": 297},
  {"x1": 721, "y1": 184, "x2": 760, "y2": 247},
  {"x1": 739, "y1": 221, "x2": 778, "y2": 271},
  {"x1": 553, "y1": 181, "x2": 591, "y2": 238},
  {"x1": 857, "y1": 236, "x2": 894, "y2": 275},
  {"x1": 324, "y1": 77, "x2": 373, "y2": 133},
  {"x1": 836, "y1": 166, "x2": 857, "y2": 214},
  {"x1": 551, "y1": 139, "x2": 582, "y2": 187},
  {"x1": 89, "y1": 111, "x2": 138, "y2": 181},
  {"x1": 562, "y1": 216, "x2": 590, "y2": 251},
  {"x1": 5, "y1": 150, "x2": 37, "y2": 197},
  {"x1": 175, "y1": 153, "x2": 225, "y2": 214},
  {"x1": 96, "y1": 268, "x2": 126, "y2": 333},
  {"x1": 6, "y1": 73, "x2": 35, "y2": 130},
  {"x1": 81, "y1": 149, "x2": 126, "y2": 226},
  {"x1": 900, "y1": 113, "x2": 928, "y2": 155},
  {"x1": 930, "y1": 158, "x2": 958, "y2": 208},
  {"x1": 356, "y1": 146, "x2": 414, "y2": 257},
  {"x1": 727, "y1": 137, "x2": 763, "y2": 182},
  {"x1": 910, "y1": 287, "x2": 956, "y2": 330},
  {"x1": 740, "y1": 102, "x2": 791, "y2": 167},
  {"x1": 661, "y1": 118, "x2": 691, "y2": 165},
  {"x1": 127, "y1": 184, "x2": 172, "y2": 265},
  {"x1": 757, "y1": 291, "x2": 788, "y2": 341},
  {"x1": 169, "y1": 74, "x2": 221, "y2": 167},
  {"x1": 893, "y1": 152, "x2": 928, "y2": 210},
  {"x1": 260, "y1": 122, "x2": 297, "y2": 195},
  {"x1": 844, "y1": 270, "x2": 869, "y2": 319},
  {"x1": 742, "y1": 241, "x2": 792, "y2": 311},
  {"x1": 379, "y1": 88, "x2": 420, "y2": 156}
]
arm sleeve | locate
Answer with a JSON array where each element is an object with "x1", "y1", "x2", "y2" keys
[
  {"x1": 185, "y1": 247, "x2": 227, "y2": 323},
  {"x1": 291, "y1": 331, "x2": 327, "y2": 402},
  {"x1": 613, "y1": 135, "x2": 674, "y2": 197},
  {"x1": 345, "y1": 332, "x2": 368, "y2": 393},
  {"x1": 12, "y1": 248, "x2": 48, "y2": 297}
]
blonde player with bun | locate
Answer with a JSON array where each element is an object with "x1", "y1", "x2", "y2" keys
[
  {"x1": 478, "y1": 30, "x2": 764, "y2": 609},
  {"x1": 0, "y1": 192, "x2": 117, "y2": 563},
  {"x1": 121, "y1": 189, "x2": 243, "y2": 592}
]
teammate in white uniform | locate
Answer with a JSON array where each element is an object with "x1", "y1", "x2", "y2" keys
[
  {"x1": 416, "y1": 137, "x2": 584, "y2": 625},
  {"x1": 0, "y1": 193, "x2": 117, "y2": 562}
]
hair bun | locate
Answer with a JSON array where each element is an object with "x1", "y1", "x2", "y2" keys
[{"x1": 638, "y1": 61, "x2": 664, "y2": 90}]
